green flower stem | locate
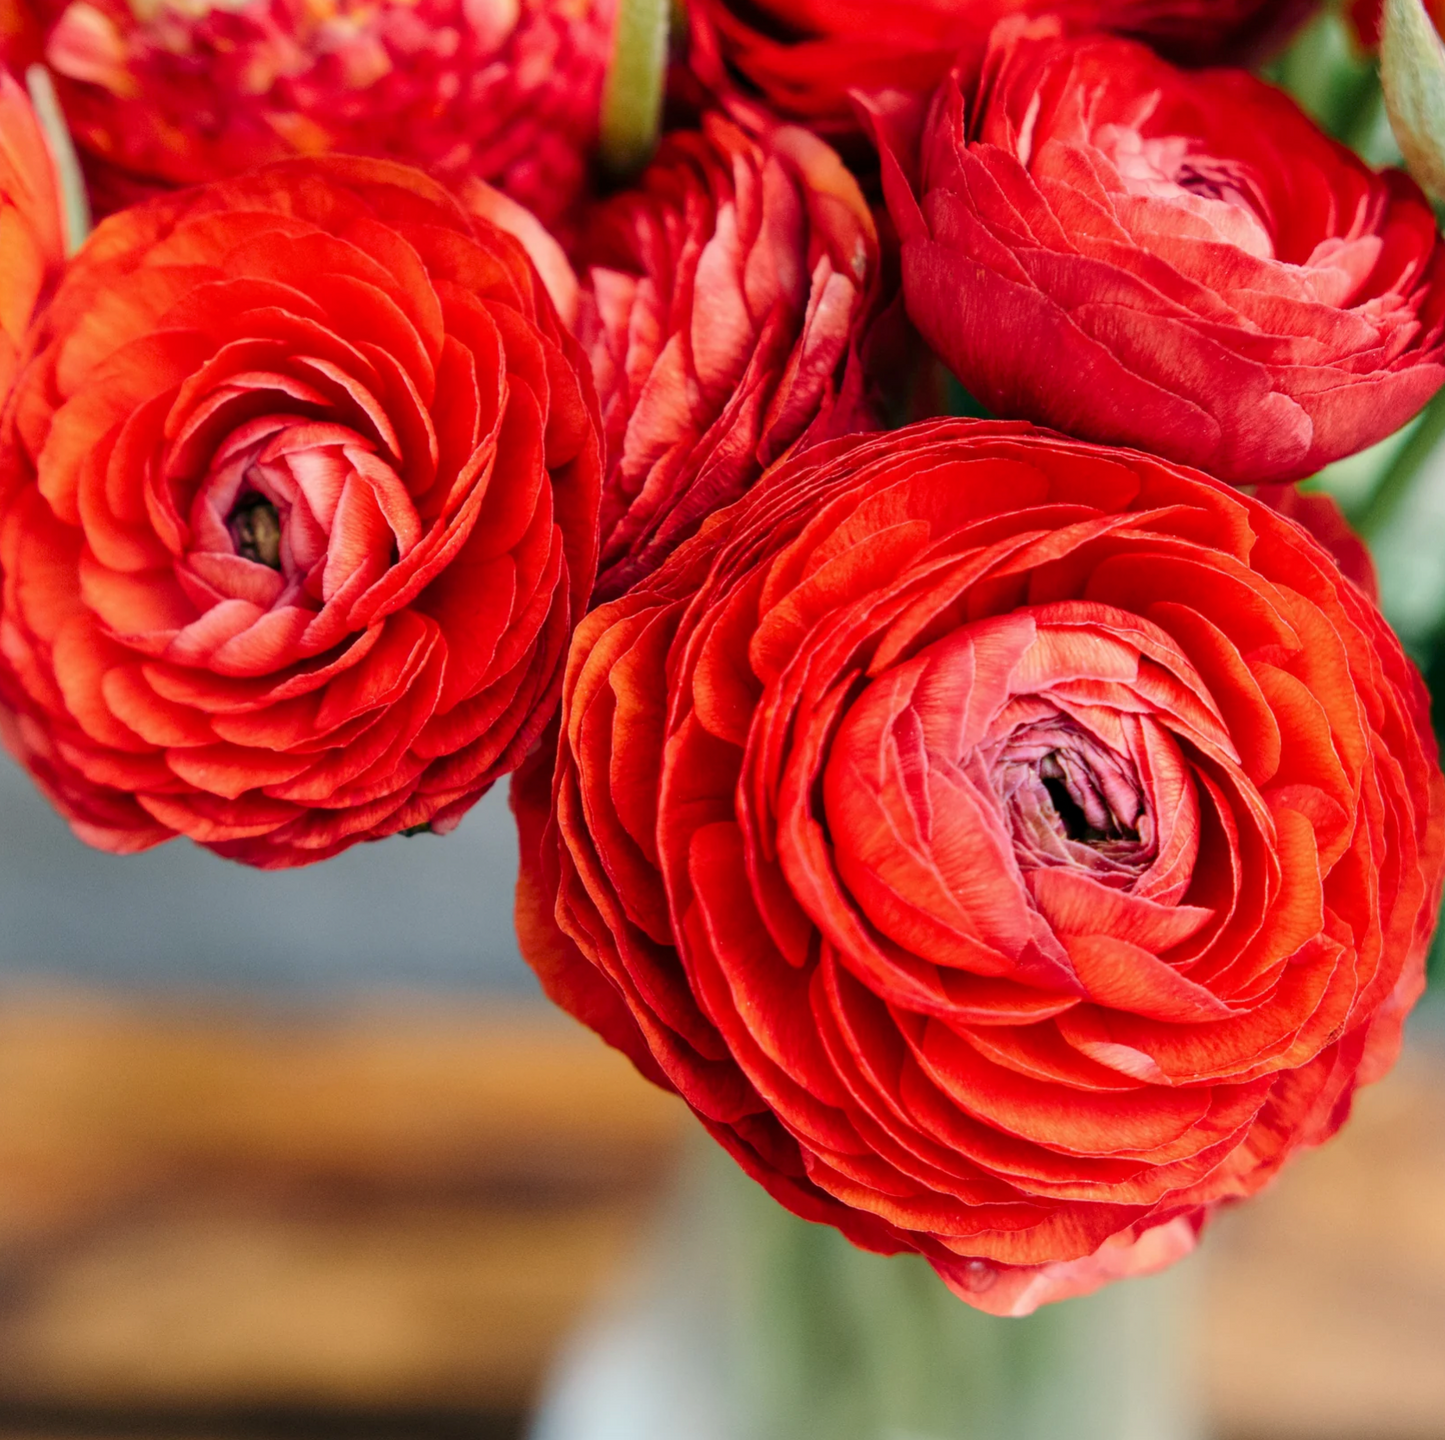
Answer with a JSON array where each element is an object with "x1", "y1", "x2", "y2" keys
[
  {"x1": 24, "y1": 65, "x2": 90, "y2": 256},
  {"x1": 1354, "y1": 386, "x2": 1445, "y2": 540},
  {"x1": 600, "y1": 0, "x2": 670, "y2": 180}
]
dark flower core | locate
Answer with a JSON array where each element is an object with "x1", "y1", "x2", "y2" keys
[{"x1": 229, "y1": 493, "x2": 282, "y2": 570}]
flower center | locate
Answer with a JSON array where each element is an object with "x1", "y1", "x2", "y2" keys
[
  {"x1": 994, "y1": 718, "x2": 1155, "y2": 884},
  {"x1": 228, "y1": 492, "x2": 283, "y2": 570},
  {"x1": 1097, "y1": 126, "x2": 1274, "y2": 260},
  {"x1": 1038, "y1": 752, "x2": 1137, "y2": 846},
  {"x1": 1169, "y1": 157, "x2": 1256, "y2": 210}
]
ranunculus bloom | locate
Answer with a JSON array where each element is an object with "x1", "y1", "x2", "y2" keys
[
  {"x1": 687, "y1": 0, "x2": 1316, "y2": 135},
  {"x1": 575, "y1": 115, "x2": 881, "y2": 601},
  {"x1": 5, "y1": 0, "x2": 615, "y2": 226},
  {"x1": 514, "y1": 418, "x2": 1445, "y2": 1316},
  {"x1": 0, "y1": 156, "x2": 601, "y2": 867},
  {"x1": 0, "y1": 67, "x2": 64, "y2": 404},
  {"x1": 874, "y1": 22, "x2": 1445, "y2": 485}
]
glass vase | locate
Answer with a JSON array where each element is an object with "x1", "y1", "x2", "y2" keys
[{"x1": 532, "y1": 1130, "x2": 1205, "y2": 1440}]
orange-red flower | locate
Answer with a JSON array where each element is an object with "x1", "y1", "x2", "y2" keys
[
  {"x1": 575, "y1": 115, "x2": 882, "y2": 601},
  {"x1": 0, "y1": 156, "x2": 601, "y2": 867},
  {"x1": 687, "y1": 0, "x2": 1317, "y2": 136},
  {"x1": 515, "y1": 418, "x2": 1445, "y2": 1315},
  {"x1": 0, "y1": 66, "x2": 64, "y2": 405},
  {"x1": 5, "y1": 0, "x2": 615, "y2": 226},
  {"x1": 874, "y1": 22, "x2": 1445, "y2": 484}
]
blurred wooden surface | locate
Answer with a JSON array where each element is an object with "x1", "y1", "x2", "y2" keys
[
  {"x1": 1203, "y1": 1039, "x2": 1445, "y2": 1440},
  {"x1": 0, "y1": 991, "x2": 683, "y2": 1425},
  {"x1": 0, "y1": 991, "x2": 1438, "y2": 1438}
]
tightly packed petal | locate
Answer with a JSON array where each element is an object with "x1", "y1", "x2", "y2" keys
[
  {"x1": 0, "y1": 67, "x2": 63, "y2": 403},
  {"x1": 515, "y1": 418, "x2": 1445, "y2": 1315},
  {"x1": 876, "y1": 23, "x2": 1445, "y2": 484},
  {"x1": 0, "y1": 156, "x2": 601, "y2": 867},
  {"x1": 576, "y1": 114, "x2": 881, "y2": 601},
  {"x1": 4, "y1": 0, "x2": 615, "y2": 226},
  {"x1": 687, "y1": 0, "x2": 1317, "y2": 135}
]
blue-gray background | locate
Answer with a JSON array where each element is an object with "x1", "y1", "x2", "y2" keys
[{"x1": 0, "y1": 754, "x2": 537, "y2": 995}]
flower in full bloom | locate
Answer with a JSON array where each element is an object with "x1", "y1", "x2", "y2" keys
[
  {"x1": 0, "y1": 156, "x2": 601, "y2": 866},
  {"x1": 515, "y1": 418, "x2": 1445, "y2": 1315},
  {"x1": 873, "y1": 20, "x2": 1445, "y2": 484}
]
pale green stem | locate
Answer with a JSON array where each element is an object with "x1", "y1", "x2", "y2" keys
[
  {"x1": 599, "y1": 0, "x2": 670, "y2": 179},
  {"x1": 25, "y1": 65, "x2": 91, "y2": 255}
]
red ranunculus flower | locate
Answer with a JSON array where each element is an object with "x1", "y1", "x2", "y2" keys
[
  {"x1": 0, "y1": 67, "x2": 64, "y2": 404},
  {"x1": 514, "y1": 418, "x2": 1445, "y2": 1316},
  {"x1": 575, "y1": 115, "x2": 882, "y2": 602},
  {"x1": 687, "y1": 0, "x2": 1316, "y2": 135},
  {"x1": 4, "y1": 0, "x2": 615, "y2": 227},
  {"x1": 0, "y1": 156, "x2": 601, "y2": 867},
  {"x1": 873, "y1": 21, "x2": 1445, "y2": 485}
]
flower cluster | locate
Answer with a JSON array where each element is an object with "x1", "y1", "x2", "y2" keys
[{"x1": 3, "y1": 0, "x2": 1444, "y2": 1309}]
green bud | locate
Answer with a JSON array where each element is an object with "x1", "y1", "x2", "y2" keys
[{"x1": 1382, "y1": 0, "x2": 1445, "y2": 201}]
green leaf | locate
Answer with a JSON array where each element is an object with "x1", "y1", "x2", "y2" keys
[
  {"x1": 1268, "y1": 9, "x2": 1381, "y2": 149},
  {"x1": 1382, "y1": 0, "x2": 1445, "y2": 199},
  {"x1": 599, "y1": 0, "x2": 670, "y2": 180}
]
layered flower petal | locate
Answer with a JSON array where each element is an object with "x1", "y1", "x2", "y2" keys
[
  {"x1": 575, "y1": 113, "x2": 883, "y2": 601},
  {"x1": 514, "y1": 418, "x2": 1445, "y2": 1314},
  {"x1": 0, "y1": 155, "x2": 602, "y2": 867},
  {"x1": 3, "y1": 0, "x2": 615, "y2": 227},
  {"x1": 0, "y1": 65, "x2": 63, "y2": 406},
  {"x1": 687, "y1": 0, "x2": 1317, "y2": 136},
  {"x1": 875, "y1": 21, "x2": 1445, "y2": 484}
]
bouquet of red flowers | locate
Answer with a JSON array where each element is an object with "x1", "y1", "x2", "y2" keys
[{"x1": 4, "y1": 0, "x2": 1445, "y2": 1319}]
